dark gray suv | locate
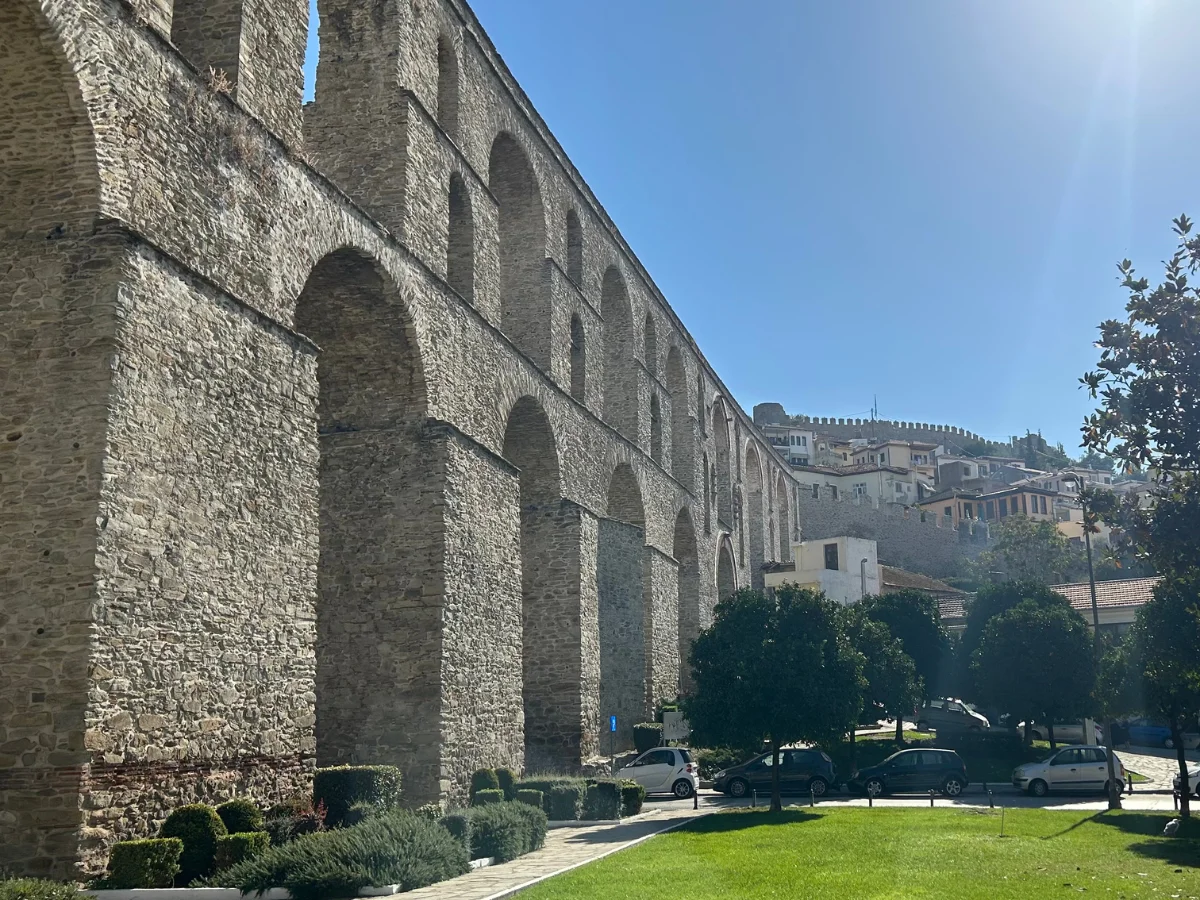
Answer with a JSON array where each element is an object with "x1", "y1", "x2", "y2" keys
[{"x1": 712, "y1": 748, "x2": 836, "y2": 798}]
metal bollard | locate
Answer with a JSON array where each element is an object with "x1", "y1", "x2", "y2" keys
[{"x1": 929, "y1": 789, "x2": 935, "y2": 808}]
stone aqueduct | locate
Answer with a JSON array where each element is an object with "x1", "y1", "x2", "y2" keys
[{"x1": 0, "y1": 0, "x2": 796, "y2": 876}]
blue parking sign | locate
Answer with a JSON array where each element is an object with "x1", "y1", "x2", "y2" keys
[{"x1": 609, "y1": 715, "x2": 617, "y2": 733}]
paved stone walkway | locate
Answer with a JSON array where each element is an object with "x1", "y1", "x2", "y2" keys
[{"x1": 397, "y1": 799, "x2": 715, "y2": 900}]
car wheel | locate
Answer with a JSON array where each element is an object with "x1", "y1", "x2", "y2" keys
[
  {"x1": 727, "y1": 778, "x2": 749, "y2": 799},
  {"x1": 808, "y1": 777, "x2": 828, "y2": 798},
  {"x1": 672, "y1": 778, "x2": 694, "y2": 800},
  {"x1": 943, "y1": 776, "x2": 965, "y2": 797},
  {"x1": 865, "y1": 777, "x2": 885, "y2": 798},
  {"x1": 1029, "y1": 779, "x2": 1049, "y2": 798}
]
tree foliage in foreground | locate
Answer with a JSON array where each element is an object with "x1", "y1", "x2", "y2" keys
[{"x1": 685, "y1": 586, "x2": 865, "y2": 812}]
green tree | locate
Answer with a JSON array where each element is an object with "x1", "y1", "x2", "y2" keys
[
  {"x1": 859, "y1": 590, "x2": 951, "y2": 700},
  {"x1": 685, "y1": 586, "x2": 865, "y2": 812},
  {"x1": 845, "y1": 612, "x2": 923, "y2": 746},
  {"x1": 973, "y1": 517, "x2": 1082, "y2": 584},
  {"x1": 972, "y1": 601, "x2": 1097, "y2": 750},
  {"x1": 1131, "y1": 576, "x2": 1200, "y2": 817}
]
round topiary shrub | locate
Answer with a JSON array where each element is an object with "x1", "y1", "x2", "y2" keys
[
  {"x1": 159, "y1": 804, "x2": 227, "y2": 884},
  {"x1": 216, "y1": 798, "x2": 263, "y2": 835}
]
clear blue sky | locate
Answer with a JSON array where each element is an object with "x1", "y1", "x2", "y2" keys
[{"x1": 303, "y1": 0, "x2": 1200, "y2": 453}]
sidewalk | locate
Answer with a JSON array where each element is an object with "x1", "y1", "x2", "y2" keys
[{"x1": 398, "y1": 800, "x2": 715, "y2": 900}]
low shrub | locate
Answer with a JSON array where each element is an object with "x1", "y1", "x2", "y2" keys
[
  {"x1": 468, "y1": 802, "x2": 547, "y2": 862},
  {"x1": 548, "y1": 783, "x2": 585, "y2": 821},
  {"x1": 0, "y1": 879, "x2": 82, "y2": 900},
  {"x1": 214, "y1": 809, "x2": 469, "y2": 900},
  {"x1": 620, "y1": 781, "x2": 646, "y2": 817},
  {"x1": 470, "y1": 768, "x2": 500, "y2": 800},
  {"x1": 313, "y1": 765, "x2": 402, "y2": 828},
  {"x1": 216, "y1": 798, "x2": 263, "y2": 835},
  {"x1": 439, "y1": 813, "x2": 471, "y2": 856},
  {"x1": 102, "y1": 838, "x2": 183, "y2": 889},
  {"x1": 471, "y1": 788, "x2": 505, "y2": 807},
  {"x1": 496, "y1": 767, "x2": 518, "y2": 800},
  {"x1": 633, "y1": 722, "x2": 664, "y2": 754},
  {"x1": 515, "y1": 789, "x2": 543, "y2": 809},
  {"x1": 160, "y1": 803, "x2": 227, "y2": 884},
  {"x1": 584, "y1": 782, "x2": 621, "y2": 820},
  {"x1": 212, "y1": 832, "x2": 270, "y2": 872},
  {"x1": 515, "y1": 776, "x2": 587, "y2": 816}
]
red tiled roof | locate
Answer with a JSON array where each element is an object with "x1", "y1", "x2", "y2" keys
[{"x1": 1049, "y1": 576, "x2": 1160, "y2": 610}]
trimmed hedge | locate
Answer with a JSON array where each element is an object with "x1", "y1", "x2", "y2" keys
[
  {"x1": 439, "y1": 813, "x2": 471, "y2": 856},
  {"x1": 470, "y1": 768, "x2": 500, "y2": 800},
  {"x1": 514, "y1": 776, "x2": 587, "y2": 816},
  {"x1": 213, "y1": 832, "x2": 270, "y2": 872},
  {"x1": 103, "y1": 838, "x2": 183, "y2": 889},
  {"x1": 468, "y1": 802, "x2": 548, "y2": 862},
  {"x1": 515, "y1": 789, "x2": 544, "y2": 809},
  {"x1": 0, "y1": 879, "x2": 82, "y2": 900},
  {"x1": 584, "y1": 783, "x2": 621, "y2": 820},
  {"x1": 620, "y1": 781, "x2": 646, "y2": 817},
  {"x1": 160, "y1": 803, "x2": 227, "y2": 884},
  {"x1": 216, "y1": 799, "x2": 263, "y2": 835},
  {"x1": 214, "y1": 810, "x2": 469, "y2": 900},
  {"x1": 313, "y1": 765, "x2": 402, "y2": 828},
  {"x1": 496, "y1": 767, "x2": 518, "y2": 801},
  {"x1": 633, "y1": 722, "x2": 664, "y2": 754},
  {"x1": 548, "y1": 783, "x2": 585, "y2": 821},
  {"x1": 471, "y1": 788, "x2": 504, "y2": 807}
]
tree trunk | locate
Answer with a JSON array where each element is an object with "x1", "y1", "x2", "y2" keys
[
  {"x1": 1048, "y1": 722, "x2": 1056, "y2": 751},
  {"x1": 770, "y1": 742, "x2": 782, "y2": 813},
  {"x1": 1171, "y1": 718, "x2": 1191, "y2": 818},
  {"x1": 1104, "y1": 719, "x2": 1122, "y2": 810}
]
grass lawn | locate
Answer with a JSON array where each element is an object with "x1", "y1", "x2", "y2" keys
[{"x1": 520, "y1": 808, "x2": 1200, "y2": 899}]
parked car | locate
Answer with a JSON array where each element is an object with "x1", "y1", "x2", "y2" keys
[
  {"x1": 916, "y1": 698, "x2": 990, "y2": 733},
  {"x1": 847, "y1": 748, "x2": 968, "y2": 798},
  {"x1": 617, "y1": 747, "x2": 699, "y2": 799},
  {"x1": 712, "y1": 748, "x2": 836, "y2": 799},
  {"x1": 1120, "y1": 717, "x2": 1200, "y2": 750},
  {"x1": 1173, "y1": 765, "x2": 1200, "y2": 799},
  {"x1": 1019, "y1": 721, "x2": 1103, "y2": 744},
  {"x1": 1012, "y1": 745, "x2": 1126, "y2": 797}
]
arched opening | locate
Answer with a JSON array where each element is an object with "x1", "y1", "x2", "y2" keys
[
  {"x1": 172, "y1": 0, "x2": 244, "y2": 91},
  {"x1": 489, "y1": 133, "x2": 548, "y2": 368},
  {"x1": 649, "y1": 393, "x2": 662, "y2": 465},
  {"x1": 702, "y1": 453, "x2": 712, "y2": 534},
  {"x1": 569, "y1": 314, "x2": 586, "y2": 402},
  {"x1": 601, "y1": 266, "x2": 636, "y2": 439},
  {"x1": 665, "y1": 347, "x2": 693, "y2": 488},
  {"x1": 776, "y1": 472, "x2": 793, "y2": 562},
  {"x1": 745, "y1": 444, "x2": 765, "y2": 589},
  {"x1": 447, "y1": 173, "x2": 474, "y2": 302},
  {"x1": 712, "y1": 402, "x2": 733, "y2": 527},
  {"x1": 674, "y1": 508, "x2": 700, "y2": 694},
  {"x1": 1, "y1": 2, "x2": 103, "y2": 872},
  {"x1": 501, "y1": 396, "x2": 573, "y2": 770},
  {"x1": 566, "y1": 209, "x2": 583, "y2": 285},
  {"x1": 643, "y1": 313, "x2": 657, "y2": 377},
  {"x1": 717, "y1": 538, "x2": 736, "y2": 601},
  {"x1": 436, "y1": 35, "x2": 460, "y2": 141},
  {"x1": 297, "y1": 249, "x2": 434, "y2": 796},
  {"x1": 599, "y1": 464, "x2": 648, "y2": 749}
]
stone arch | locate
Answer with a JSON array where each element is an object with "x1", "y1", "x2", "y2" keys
[
  {"x1": 673, "y1": 507, "x2": 700, "y2": 694},
  {"x1": 566, "y1": 209, "x2": 583, "y2": 285},
  {"x1": 717, "y1": 537, "x2": 736, "y2": 601},
  {"x1": 599, "y1": 463, "x2": 648, "y2": 748},
  {"x1": 775, "y1": 471, "x2": 792, "y2": 561},
  {"x1": 296, "y1": 248, "x2": 437, "y2": 796},
  {"x1": 643, "y1": 312, "x2": 657, "y2": 377},
  {"x1": 436, "y1": 34, "x2": 460, "y2": 141},
  {"x1": 649, "y1": 393, "x2": 662, "y2": 465},
  {"x1": 712, "y1": 400, "x2": 733, "y2": 527},
  {"x1": 447, "y1": 172, "x2": 474, "y2": 302},
  {"x1": 744, "y1": 443, "x2": 765, "y2": 589},
  {"x1": 601, "y1": 266, "x2": 636, "y2": 439},
  {"x1": 569, "y1": 313, "x2": 586, "y2": 402},
  {"x1": 665, "y1": 347, "x2": 693, "y2": 488},
  {"x1": 489, "y1": 133, "x2": 548, "y2": 368},
  {"x1": 1, "y1": 1, "x2": 103, "y2": 872}
]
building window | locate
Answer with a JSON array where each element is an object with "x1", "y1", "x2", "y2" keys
[{"x1": 824, "y1": 543, "x2": 839, "y2": 571}]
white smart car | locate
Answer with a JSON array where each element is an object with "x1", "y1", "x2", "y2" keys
[
  {"x1": 1012, "y1": 745, "x2": 1126, "y2": 797},
  {"x1": 617, "y1": 747, "x2": 699, "y2": 799},
  {"x1": 1173, "y1": 765, "x2": 1200, "y2": 799}
]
